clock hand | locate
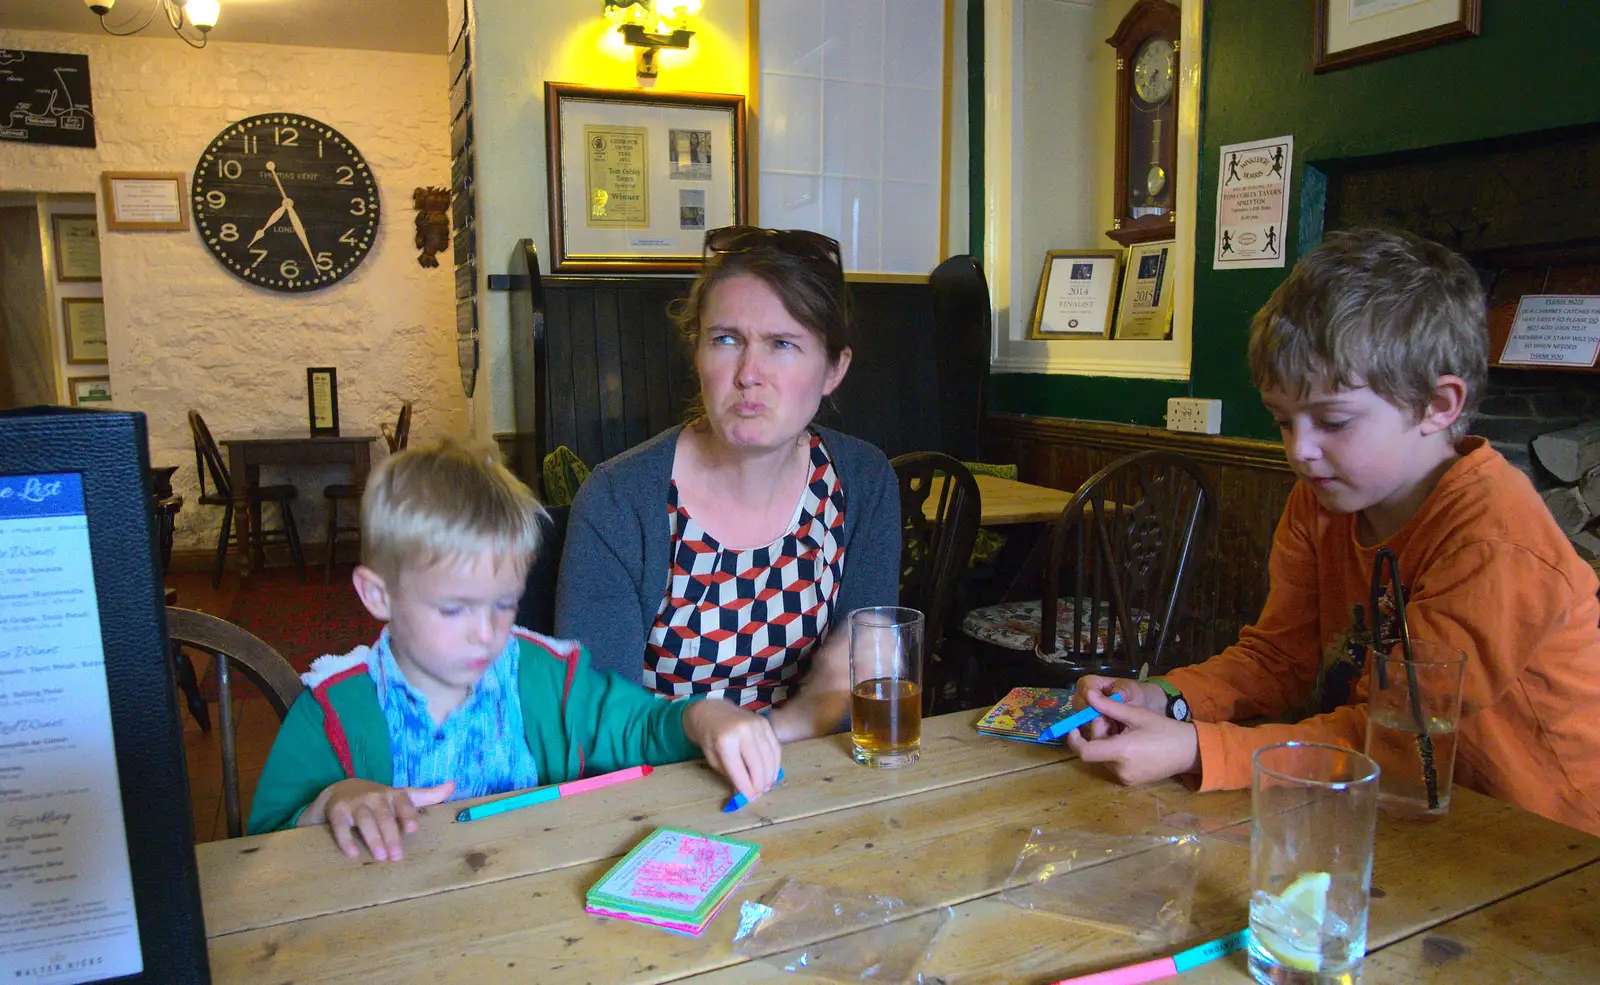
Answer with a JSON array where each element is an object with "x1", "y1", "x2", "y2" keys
[
  {"x1": 284, "y1": 200, "x2": 319, "y2": 266},
  {"x1": 265, "y1": 160, "x2": 318, "y2": 266},
  {"x1": 246, "y1": 201, "x2": 288, "y2": 249}
]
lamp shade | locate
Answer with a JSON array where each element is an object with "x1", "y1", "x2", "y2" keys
[
  {"x1": 83, "y1": 0, "x2": 115, "y2": 13},
  {"x1": 187, "y1": 0, "x2": 220, "y2": 30}
]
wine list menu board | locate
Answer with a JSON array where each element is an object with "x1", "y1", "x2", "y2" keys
[{"x1": 0, "y1": 473, "x2": 142, "y2": 981}]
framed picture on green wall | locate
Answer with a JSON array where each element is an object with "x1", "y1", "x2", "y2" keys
[{"x1": 1315, "y1": 0, "x2": 1481, "y2": 73}]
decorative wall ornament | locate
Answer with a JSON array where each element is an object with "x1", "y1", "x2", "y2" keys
[{"x1": 413, "y1": 186, "x2": 451, "y2": 268}]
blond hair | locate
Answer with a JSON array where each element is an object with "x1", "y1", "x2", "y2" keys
[
  {"x1": 360, "y1": 436, "x2": 545, "y2": 581},
  {"x1": 1248, "y1": 228, "x2": 1486, "y2": 437}
]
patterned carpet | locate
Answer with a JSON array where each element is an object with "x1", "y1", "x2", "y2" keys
[{"x1": 198, "y1": 567, "x2": 380, "y2": 699}]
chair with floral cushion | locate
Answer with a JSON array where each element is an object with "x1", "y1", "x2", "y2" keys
[{"x1": 958, "y1": 450, "x2": 1218, "y2": 697}]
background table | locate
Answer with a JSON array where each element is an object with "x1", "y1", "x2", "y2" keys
[
  {"x1": 199, "y1": 712, "x2": 1600, "y2": 983},
  {"x1": 219, "y1": 434, "x2": 375, "y2": 578},
  {"x1": 938, "y1": 473, "x2": 1076, "y2": 526}
]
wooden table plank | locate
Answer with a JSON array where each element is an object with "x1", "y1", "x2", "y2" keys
[
  {"x1": 949, "y1": 474, "x2": 1075, "y2": 527},
  {"x1": 207, "y1": 762, "x2": 1244, "y2": 984},
  {"x1": 1361, "y1": 860, "x2": 1600, "y2": 984},
  {"x1": 199, "y1": 711, "x2": 1074, "y2": 936},
  {"x1": 675, "y1": 792, "x2": 1600, "y2": 985}
]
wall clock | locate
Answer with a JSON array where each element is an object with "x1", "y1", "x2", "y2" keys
[
  {"x1": 1106, "y1": 0, "x2": 1180, "y2": 247},
  {"x1": 192, "y1": 113, "x2": 380, "y2": 292}
]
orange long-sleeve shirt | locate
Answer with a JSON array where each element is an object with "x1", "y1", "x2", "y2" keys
[{"x1": 1165, "y1": 438, "x2": 1600, "y2": 836}]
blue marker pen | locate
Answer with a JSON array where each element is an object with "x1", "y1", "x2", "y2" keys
[
  {"x1": 1038, "y1": 692, "x2": 1125, "y2": 743},
  {"x1": 722, "y1": 767, "x2": 785, "y2": 813}
]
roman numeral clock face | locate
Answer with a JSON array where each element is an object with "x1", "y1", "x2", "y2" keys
[{"x1": 192, "y1": 113, "x2": 380, "y2": 292}]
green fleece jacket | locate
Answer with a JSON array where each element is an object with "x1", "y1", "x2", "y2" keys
[{"x1": 247, "y1": 630, "x2": 700, "y2": 834}]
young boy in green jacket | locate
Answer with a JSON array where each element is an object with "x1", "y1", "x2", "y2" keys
[{"x1": 248, "y1": 438, "x2": 781, "y2": 860}]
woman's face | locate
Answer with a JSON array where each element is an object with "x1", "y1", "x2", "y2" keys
[{"x1": 695, "y1": 273, "x2": 851, "y2": 454}]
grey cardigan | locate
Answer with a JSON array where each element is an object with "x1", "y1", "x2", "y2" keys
[{"x1": 555, "y1": 424, "x2": 903, "y2": 681}]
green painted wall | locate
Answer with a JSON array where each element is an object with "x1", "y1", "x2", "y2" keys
[{"x1": 999, "y1": 0, "x2": 1600, "y2": 439}]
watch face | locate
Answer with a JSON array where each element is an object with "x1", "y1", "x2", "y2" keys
[
  {"x1": 192, "y1": 113, "x2": 380, "y2": 292},
  {"x1": 1172, "y1": 696, "x2": 1190, "y2": 722},
  {"x1": 1132, "y1": 38, "x2": 1175, "y2": 106}
]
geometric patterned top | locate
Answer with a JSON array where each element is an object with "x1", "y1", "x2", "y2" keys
[{"x1": 644, "y1": 432, "x2": 846, "y2": 709}]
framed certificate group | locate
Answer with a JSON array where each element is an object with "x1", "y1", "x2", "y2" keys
[{"x1": 545, "y1": 83, "x2": 746, "y2": 273}]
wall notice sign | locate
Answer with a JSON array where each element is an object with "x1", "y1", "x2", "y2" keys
[
  {"x1": 0, "y1": 473, "x2": 143, "y2": 981},
  {"x1": 1214, "y1": 135, "x2": 1293, "y2": 270},
  {"x1": 1499, "y1": 295, "x2": 1600, "y2": 367}
]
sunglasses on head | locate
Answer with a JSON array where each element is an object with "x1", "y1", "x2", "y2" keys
[{"x1": 703, "y1": 225, "x2": 843, "y2": 272}]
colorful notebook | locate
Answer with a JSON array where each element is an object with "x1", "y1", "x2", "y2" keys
[
  {"x1": 975, "y1": 686, "x2": 1077, "y2": 744},
  {"x1": 585, "y1": 826, "x2": 760, "y2": 937}
]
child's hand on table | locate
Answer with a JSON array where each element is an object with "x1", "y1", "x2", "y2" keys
[
  {"x1": 299, "y1": 778, "x2": 456, "y2": 861},
  {"x1": 1064, "y1": 687, "x2": 1200, "y2": 786},
  {"x1": 683, "y1": 699, "x2": 782, "y2": 805},
  {"x1": 1070, "y1": 674, "x2": 1169, "y2": 740}
]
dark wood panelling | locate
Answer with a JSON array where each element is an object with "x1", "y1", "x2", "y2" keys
[{"x1": 987, "y1": 413, "x2": 1298, "y2": 663}]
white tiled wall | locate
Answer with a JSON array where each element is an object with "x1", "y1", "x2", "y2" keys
[{"x1": 759, "y1": 0, "x2": 946, "y2": 274}]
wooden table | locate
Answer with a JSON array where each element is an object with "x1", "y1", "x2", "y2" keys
[
  {"x1": 198, "y1": 712, "x2": 1600, "y2": 983},
  {"x1": 219, "y1": 434, "x2": 375, "y2": 578},
  {"x1": 924, "y1": 473, "x2": 1077, "y2": 527}
]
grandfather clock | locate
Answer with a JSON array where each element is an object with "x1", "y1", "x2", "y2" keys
[{"x1": 1106, "y1": 0, "x2": 1181, "y2": 246}]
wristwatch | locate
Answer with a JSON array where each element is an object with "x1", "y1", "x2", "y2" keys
[{"x1": 1153, "y1": 678, "x2": 1191, "y2": 722}]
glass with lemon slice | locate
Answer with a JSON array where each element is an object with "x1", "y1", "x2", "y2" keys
[{"x1": 1248, "y1": 743, "x2": 1380, "y2": 984}]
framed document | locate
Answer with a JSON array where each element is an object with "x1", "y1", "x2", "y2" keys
[
  {"x1": 63, "y1": 297, "x2": 108, "y2": 363},
  {"x1": 1314, "y1": 0, "x2": 1480, "y2": 73},
  {"x1": 0, "y1": 408, "x2": 212, "y2": 984},
  {"x1": 306, "y1": 366, "x2": 340, "y2": 436},
  {"x1": 70, "y1": 376, "x2": 113, "y2": 406},
  {"x1": 100, "y1": 171, "x2": 189, "y2": 231},
  {"x1": 52, "y1": 213, "x2": 102, "y2": 281},
  {"x1": 1114, "y1": 240, "x2": 1178, "y2": 340},
  {"x1": 1027, "y1": 250, "x2": 1122, "y2": 340},
  {"x1": 545, "y1": 83, "x2": 746, "y2": 273}
]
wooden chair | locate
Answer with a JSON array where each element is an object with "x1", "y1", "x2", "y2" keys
[
  {"x1": 324, "y1": 401, "x2": 411, "y2": 581},
  {"x1": 959, "y1": 450, "x2": 1218, "y2": 697},
  {"x1": 166, "y1": 607, "x2": 304, "y2": 838},
  {"x1": 929, "y1": 255, "x2": 992, "y2": 462},
  {"x1": 189, "y1": 410, "x2": 306, "y2": 588},
  {"x1": 891, "y1": 453, "x2": 981, "y2": 715},
  {"x1": 514, "y1": 505, "x2": 570, "y2": 636}
]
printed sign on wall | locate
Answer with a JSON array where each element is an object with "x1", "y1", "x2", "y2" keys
[{"x1": 1213, "y1": 135, "x2": 1292, "y2": 270}]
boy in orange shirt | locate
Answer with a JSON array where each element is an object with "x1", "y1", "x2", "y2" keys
[{"x1": 1068, "y1": 228, "x2": 1600, "y2": 836}]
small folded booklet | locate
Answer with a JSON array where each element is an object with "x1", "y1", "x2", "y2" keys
[
  {"x1": 586, "y1": 826, "x2": 761, "y2": 937},
  {"x1": 975, "y1": 686, "x2": 1076, "y2": 744}
]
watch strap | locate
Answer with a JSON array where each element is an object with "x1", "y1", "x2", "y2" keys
[{"x1": 1151, "y1": 677, "x2": 1181, "y2": 699}]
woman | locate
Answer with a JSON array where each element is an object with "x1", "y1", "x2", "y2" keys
[{"x1": 555, "y1": 226, "x2": 901, "y2": 744}]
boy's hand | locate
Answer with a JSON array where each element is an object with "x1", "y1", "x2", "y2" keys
[
  {"x1": 1071, "y1": 674, "x2": 1169, "y2": 740},
  {"x1": 1065, "y1": 688, "x2": 1200, "y2": 786},
  {"x1": 683, "y1": 699, "x2": 782, "y2": 804},
  {"x1": 299, "y1": 778, "x2": 456, "y2": 861}
]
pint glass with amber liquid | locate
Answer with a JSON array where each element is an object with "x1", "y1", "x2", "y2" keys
[{"x1": 848, "y1": 606, "x2": 924, "y2": 768}]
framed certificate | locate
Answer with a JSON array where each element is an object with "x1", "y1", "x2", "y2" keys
[
  {"x1": 306, "y1": 366, "x2": 340, "y2": 436},
  {"x1": 70, "y1": 375, "x2": 113, "y2": 406},
  {"x1": 1314, "y1": 0, "x2": 1480, "y2": 73},
  {"x1": 101, "y1": 171, "x2": 189, "y2": 231},
  {"x1": 0, "y1": 408, "x2": 212, "y2": 984},
  {"x1": 1114, "y1": 240, "x2": 1178, "y2": 340},
  {"x1": 63, "y1": 296, "x2": 108, "y2": 363},
  {"x1": 1027, "y1": 250, "x2": 1122, "y2": 340},
  {"x1": 53, "y1": 213, "x2": 102, "y2": 280},
  {"x1": 545, "y1": 83, "x2": 746, "y2": 273}
]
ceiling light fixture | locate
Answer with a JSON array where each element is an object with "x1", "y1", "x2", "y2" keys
[{"x1": 84, "y1": 0, "x2": 221, "y2": 49}]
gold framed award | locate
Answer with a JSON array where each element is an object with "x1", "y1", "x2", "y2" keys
[{"x1": 1027, "y1": 250, "x2": 1122, "y2": 340}]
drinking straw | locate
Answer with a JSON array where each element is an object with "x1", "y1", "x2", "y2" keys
[
  {"x1": 1369, "y1": 548, "x2": 1439, "y2": 809},
  {"x1": 1044, "y1": 928, "x2": 1249, "y2": 985}
]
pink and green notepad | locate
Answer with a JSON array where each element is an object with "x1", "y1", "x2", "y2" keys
[
  {"x1": 975, "y1": 686, "x2": 1076, "y2": 744},
  {"x1": 585, "y1": 827, "x2": 760, "y2": 937}
]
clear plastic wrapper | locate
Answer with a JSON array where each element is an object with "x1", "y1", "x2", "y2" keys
[
  {"x1": 998, "y1": 828, "x2": 1202, "y2": 944},
  {"x1": 732, "y1": 879, "x2": 951, "y2": 983}
]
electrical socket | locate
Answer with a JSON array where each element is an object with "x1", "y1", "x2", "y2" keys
[{"x1": 1166, "y1": 397, "x2": 1222, "y2": 434}]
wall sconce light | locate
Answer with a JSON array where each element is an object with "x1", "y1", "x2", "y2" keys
[{"x1": 604, "y1": 0, "x2": 700, "y2": 83}]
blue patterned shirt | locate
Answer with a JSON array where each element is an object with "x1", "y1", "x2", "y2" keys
[{"x1": 368, "y1": 629, "x2": 540, "y2": 801}]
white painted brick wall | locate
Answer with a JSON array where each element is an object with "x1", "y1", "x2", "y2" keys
[{"x1": 0, "y1": 30, "x2": 464, "y2": 555}]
